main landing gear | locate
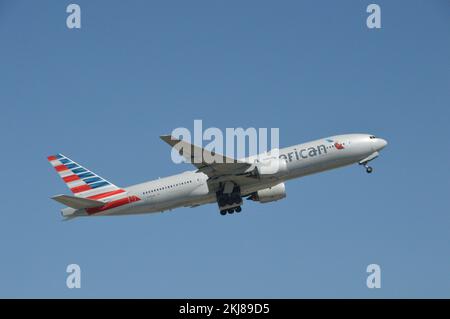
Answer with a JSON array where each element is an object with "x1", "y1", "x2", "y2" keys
[
  {"x1": 217, "y1": 182, "x2": 243, "y2": 216},
  {"x1": 220, "y1": 206, "x2": 242, "y2": 215}
]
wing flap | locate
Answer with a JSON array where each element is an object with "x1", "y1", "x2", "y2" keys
[{"x1": 51, "y1": 194, "x2": 105, "y2": 209}]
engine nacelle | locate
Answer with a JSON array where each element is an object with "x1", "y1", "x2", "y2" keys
[
  {"x1": 252, "y1": 157, "x2": 288, "y2": 179},
  {"x1": 250, "y1": 183, "x2": 286, "y2": 203}
]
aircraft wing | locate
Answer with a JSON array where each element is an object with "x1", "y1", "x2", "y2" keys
[{"x1": 160, "y1": 135, "x2": 252, "y2": 178}]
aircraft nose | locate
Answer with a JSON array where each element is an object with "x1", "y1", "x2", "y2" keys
[{"x1": 376, "y1": 138, "x2": 388, "y2": 150}]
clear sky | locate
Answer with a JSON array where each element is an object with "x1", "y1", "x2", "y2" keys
[{"x1": 0, "y1": 0, "x2": 449, "y2": 298}]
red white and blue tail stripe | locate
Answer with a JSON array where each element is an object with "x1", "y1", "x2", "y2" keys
[{"x1": 47, "y1": 153, "x2": 126, "y2": 200}]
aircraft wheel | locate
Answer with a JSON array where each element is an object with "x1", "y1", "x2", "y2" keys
[
  {"x1": 220, "y1": 210, "x2": 227, "y2": 216},
  {"x1": 228, "y1": 209, "x2": 235, "y2": 214},
  {"x1": 235, "y1": 206, "x2": 242, "y2": 213},
  {"x1": 366, "y1": 166, "x2": 373, "y2": 173}
]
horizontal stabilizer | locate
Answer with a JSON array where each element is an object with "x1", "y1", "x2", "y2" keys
[{"x1": 51, "y1": 194, "x2": 104, "y2": 209}]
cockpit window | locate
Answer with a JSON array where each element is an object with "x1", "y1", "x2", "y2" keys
[{"x1": 369, "y1": 135, "x2": 376, "y2": 139}]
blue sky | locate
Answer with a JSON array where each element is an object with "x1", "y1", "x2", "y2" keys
[{"x1": 0, "y1": 0, "x2": 449, "y2": 298}]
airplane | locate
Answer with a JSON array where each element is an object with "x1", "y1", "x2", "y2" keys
[{"x1": 47, "y1": 133, "x2": 387, "y2": 219}]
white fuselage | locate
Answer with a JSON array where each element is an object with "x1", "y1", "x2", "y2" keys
[{"x1": 87, "y1": 133, "x2": 387, "y2": 216}]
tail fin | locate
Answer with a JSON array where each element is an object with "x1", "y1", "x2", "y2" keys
[{"x1": 47, "y1": 154, "x2": 126, "y2": 200}]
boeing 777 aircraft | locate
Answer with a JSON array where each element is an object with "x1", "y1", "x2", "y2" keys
[{"x1": 48, "y1": 134, "x2": 387, "y2": 218}]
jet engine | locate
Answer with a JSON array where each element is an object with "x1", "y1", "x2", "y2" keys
[{"x1": 248, "y1": 182, "x2": 286, "y2": 203}]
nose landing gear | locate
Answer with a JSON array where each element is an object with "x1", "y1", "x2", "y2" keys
[
  {"x1": 360, "y1": 161, "x2": 373, "y2": 173},
  {"x1": 361, "y1": 162, "x2": 373, "y2": 173},
  {"x1": 359, "y1": 152, "x2": 379, "y2": 174}
]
